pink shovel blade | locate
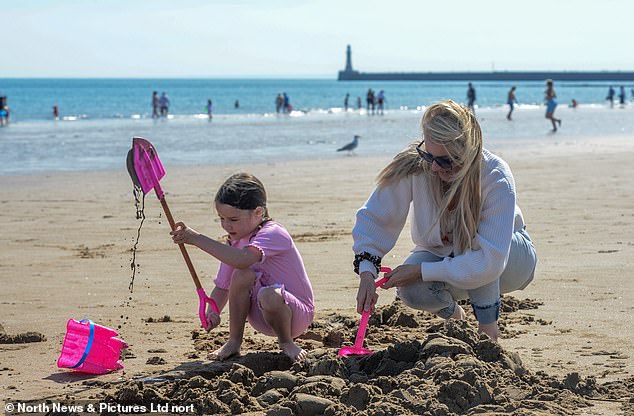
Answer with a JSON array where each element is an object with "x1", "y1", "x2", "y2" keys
[
  {"x1": 132, "y1": 137, "x2": 165, "y2": 196},
  {"x1": 338, "y1": 346, "x2": 373, "y2": 357}
]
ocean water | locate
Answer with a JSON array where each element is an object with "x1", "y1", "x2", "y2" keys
[
  {"x1": 1, "y1": 79, "x2": 634, "y2": 175},
  {"x1": 2, "y1": 78, "x2": 634, "y2": 121}
]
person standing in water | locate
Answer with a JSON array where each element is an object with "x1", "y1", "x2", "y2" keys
[
  {"x1": 159, "y1": 92, "x2": 170, "y2": 117},
  {"x1": 152, "y1": 91, "x2": 160, "y2": 118},
  {"x1": 466, "y1": 83, "x2": 476, "y2": 113},
  {"x1": 606, "y1": 86, "x2": 615, "y2": 108},
  {"x1": 544, "y1": 79, "x2": 562, "y2": 132},
  {"x1": 506, "y1": 86, "x2": 518, "y2": 120}
]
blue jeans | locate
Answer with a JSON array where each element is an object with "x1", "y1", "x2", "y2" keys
[{"x1": 397, "y1": 228, "x2": 536, "y2": 324}]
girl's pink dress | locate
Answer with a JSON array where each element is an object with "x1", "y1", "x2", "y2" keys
[{"x1": 214, "y1": 221, "x2": 314, "y2": 338}]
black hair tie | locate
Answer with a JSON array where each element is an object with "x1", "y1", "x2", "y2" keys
[{"x1": 353, "y1": 252, "x2": 382, "y2": 275}]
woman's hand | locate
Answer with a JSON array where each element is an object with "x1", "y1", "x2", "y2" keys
[
  {"x1": 356, "y1": 272, "x2": 378, "y2": 314},
  {"x1": 170, "y1": 221, "x2": 200, "y2": 246},
  {"x1": 382, "y1": 264, "x2": 421, "y2": 289}
]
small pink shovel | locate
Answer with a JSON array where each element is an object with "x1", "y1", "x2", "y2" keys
[
  {"x1": 127, "y1": 137, "x2": 219, "y2": 330},
  {"x1": 338, "y1": 267, "x2": 392, "y2": 357}
]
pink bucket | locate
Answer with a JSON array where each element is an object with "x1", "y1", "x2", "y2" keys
[{"x1": 57, "y1": 319, "x2": 127, "y2": 374}]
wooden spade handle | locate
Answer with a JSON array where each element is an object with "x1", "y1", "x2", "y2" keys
[{"x1": 159, "y1": 197, "x2": 203, "y2": 290}]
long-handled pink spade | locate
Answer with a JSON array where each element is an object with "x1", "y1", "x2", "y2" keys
[
  {"x1": 126, "y1": 137, "x2": 219, "y2": 330},
  {"x1": 338, "y1": 267, "x2": 392, "y2": 357}
]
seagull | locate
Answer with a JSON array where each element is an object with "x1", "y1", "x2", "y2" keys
[{"x1": 337, "y1": 135, "x2": 360, "y2": 155}]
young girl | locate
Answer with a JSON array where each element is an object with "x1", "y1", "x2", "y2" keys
[{"x1": 170, "y1": 173, "x2": 314, "y2": 362}]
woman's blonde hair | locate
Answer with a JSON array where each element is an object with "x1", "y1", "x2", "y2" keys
[{"x1": 377, "y1": 100, "x2": 483, "y2": 254}]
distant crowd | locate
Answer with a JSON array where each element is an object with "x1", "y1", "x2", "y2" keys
[
  {"x1": 1, "y1": 83, "x2": 633, "y2": 128},
  {"x1": 463, "y1": 81, "x2": 634, "y2": 132}
]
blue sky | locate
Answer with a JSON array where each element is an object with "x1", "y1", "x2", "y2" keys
[{"x1": 3, "y1": 0, "x2": 634, "y2": 77}]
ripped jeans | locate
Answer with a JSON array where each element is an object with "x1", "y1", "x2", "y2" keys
[{"x1": 396, "y1": 228, "x2": 537, "y2": 324}]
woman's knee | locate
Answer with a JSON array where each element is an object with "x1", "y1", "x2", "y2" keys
[
  {"x1": 397, "y1": 281, "x2": 455, "y2": 318},
  {"x1": 397, "y1": 283, "x2": 423, "y2": 309}
]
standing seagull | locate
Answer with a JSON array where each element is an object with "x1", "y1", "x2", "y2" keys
[{"x1": 337, "y1": 135, "x2": 360, "y2": 155}]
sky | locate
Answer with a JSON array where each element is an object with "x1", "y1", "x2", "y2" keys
[{"x1": 3, "y1": 0, "x2": 634, "y2": 78}]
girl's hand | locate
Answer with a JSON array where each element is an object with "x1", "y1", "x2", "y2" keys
[
  {"x1": 356, "y1": 272, "x2": 378, "y2": 314},
  {"x1": 382, "y1": 264, "x2": 421, "y2": 289},
  {"x1": 205, "y1": 308, "x2": 221, "y2": 332},
  {"x1": 170, "y1": 221, "x2": 200, "y2": 246}
]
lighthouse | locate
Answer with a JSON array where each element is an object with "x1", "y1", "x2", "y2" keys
[{"x1": 338, "y1": 45, "x2": 359, "y2": 80}]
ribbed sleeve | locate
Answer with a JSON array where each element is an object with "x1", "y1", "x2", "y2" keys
[{"x1": 352, "y1": 175, "x2": 413, "y2": 276}]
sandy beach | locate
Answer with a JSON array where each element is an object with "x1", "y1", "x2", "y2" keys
[{"x1": 1, "y1": 134, "x2": 634, "y2": 415}]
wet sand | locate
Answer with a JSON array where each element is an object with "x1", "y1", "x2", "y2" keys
[{"x1": 1, "y1": 136, "x2": 633, "y2": 415}]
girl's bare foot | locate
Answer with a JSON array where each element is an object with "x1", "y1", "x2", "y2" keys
[
  {"x1": 208, "y1": 339, "x2": 242, "y2": 360},
  {"x1": 279, "y1": 341, "x2": 307, "y2": 362}
]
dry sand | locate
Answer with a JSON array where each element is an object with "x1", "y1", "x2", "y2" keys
[{"x1": 1, "y1": 135, "x2": 633, "y2": 415}]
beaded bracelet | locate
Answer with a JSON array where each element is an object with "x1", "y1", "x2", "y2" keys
[{"x1": 353, "y1": 252, "x2": 382, "y2": 275}]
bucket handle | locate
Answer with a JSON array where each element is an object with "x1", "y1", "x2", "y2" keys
[{"x1": 70, "y1": 319, "x2": 95, "y2": 368}]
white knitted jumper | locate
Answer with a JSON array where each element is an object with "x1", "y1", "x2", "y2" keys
[{"x1": 353, "y1": 149, "x2": 525, "y2": 290}]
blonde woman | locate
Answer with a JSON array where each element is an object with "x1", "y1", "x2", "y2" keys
[{"x1": 353, "y1": 100, "x2": 536, "y2": 341}]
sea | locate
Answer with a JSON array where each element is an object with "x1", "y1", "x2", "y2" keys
[{"x1": 1, "y1": 78, "x2": 633, "y2": 175}]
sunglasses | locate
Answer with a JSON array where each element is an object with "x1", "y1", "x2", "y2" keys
[{"x1": 416, "y1": 140, "x2": 453, "y2": 170}]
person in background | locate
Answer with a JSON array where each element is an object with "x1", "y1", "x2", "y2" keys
[
  {"x1": 352, "y1": 100, "x2": 536, "y2": 342},
  {"x1": 207, "y1": 99, "x2": 213, "y2": 121},
  {"x1": 344, "y1": 93, "x2": 350, "y2": 111},
  {"x1": 0, "y1": 96, "x2": 9, "y2": 127},
  {"x1": 357, "y1": 96, "x2": 362, "y2": 110},
  {"x1": 506, "y1": 86, "x2": 518, "y2": 120},
  {"x1": 377, "y1": 90, "x2": 386, "y2": 115},
  {"x1": 159, "y1": 92, "x2": 170, "y2": 117},
  {"x1": 466, "y1": 83, "x2": 476, "y2": 113},
  {"x1": 53, "y1": 105, "x2": 59, "y2": 120},
  {"x1": 283, "y1": 92, "x2": 291, "y2": 113},
  {"x1": 618, "y1": 86, "x2": 626, "y2": 106},
  {"x1": 235, "y1": 99, "x2": 240, "y2": 109},
  {"x1": 606, "y1": 86, "x2": 615, "y2": 108},
  {"x1": 275, "y1": 94, "x2": 283, "y2": 113},
  {"x1": 544, "y1": 79, "x2": 562, "y2": 132},
  {"x1": 366, "y1": 89, "x2": 375, "y2": 114},
  {"x1": 152, "y1": 91, "x2": 160, "y2": 118}
]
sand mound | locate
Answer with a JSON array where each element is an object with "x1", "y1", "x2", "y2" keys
[
  {"x1": 95, "y1": 298, "x2": 632, "y2": 415},
  {"x1": 0, "y1": 323, "x2": 46, "y2": 344}
]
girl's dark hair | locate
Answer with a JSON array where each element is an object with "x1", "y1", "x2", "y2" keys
[{"x1": 215, "y1": 172, "x2": 270, "y2": 219}]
